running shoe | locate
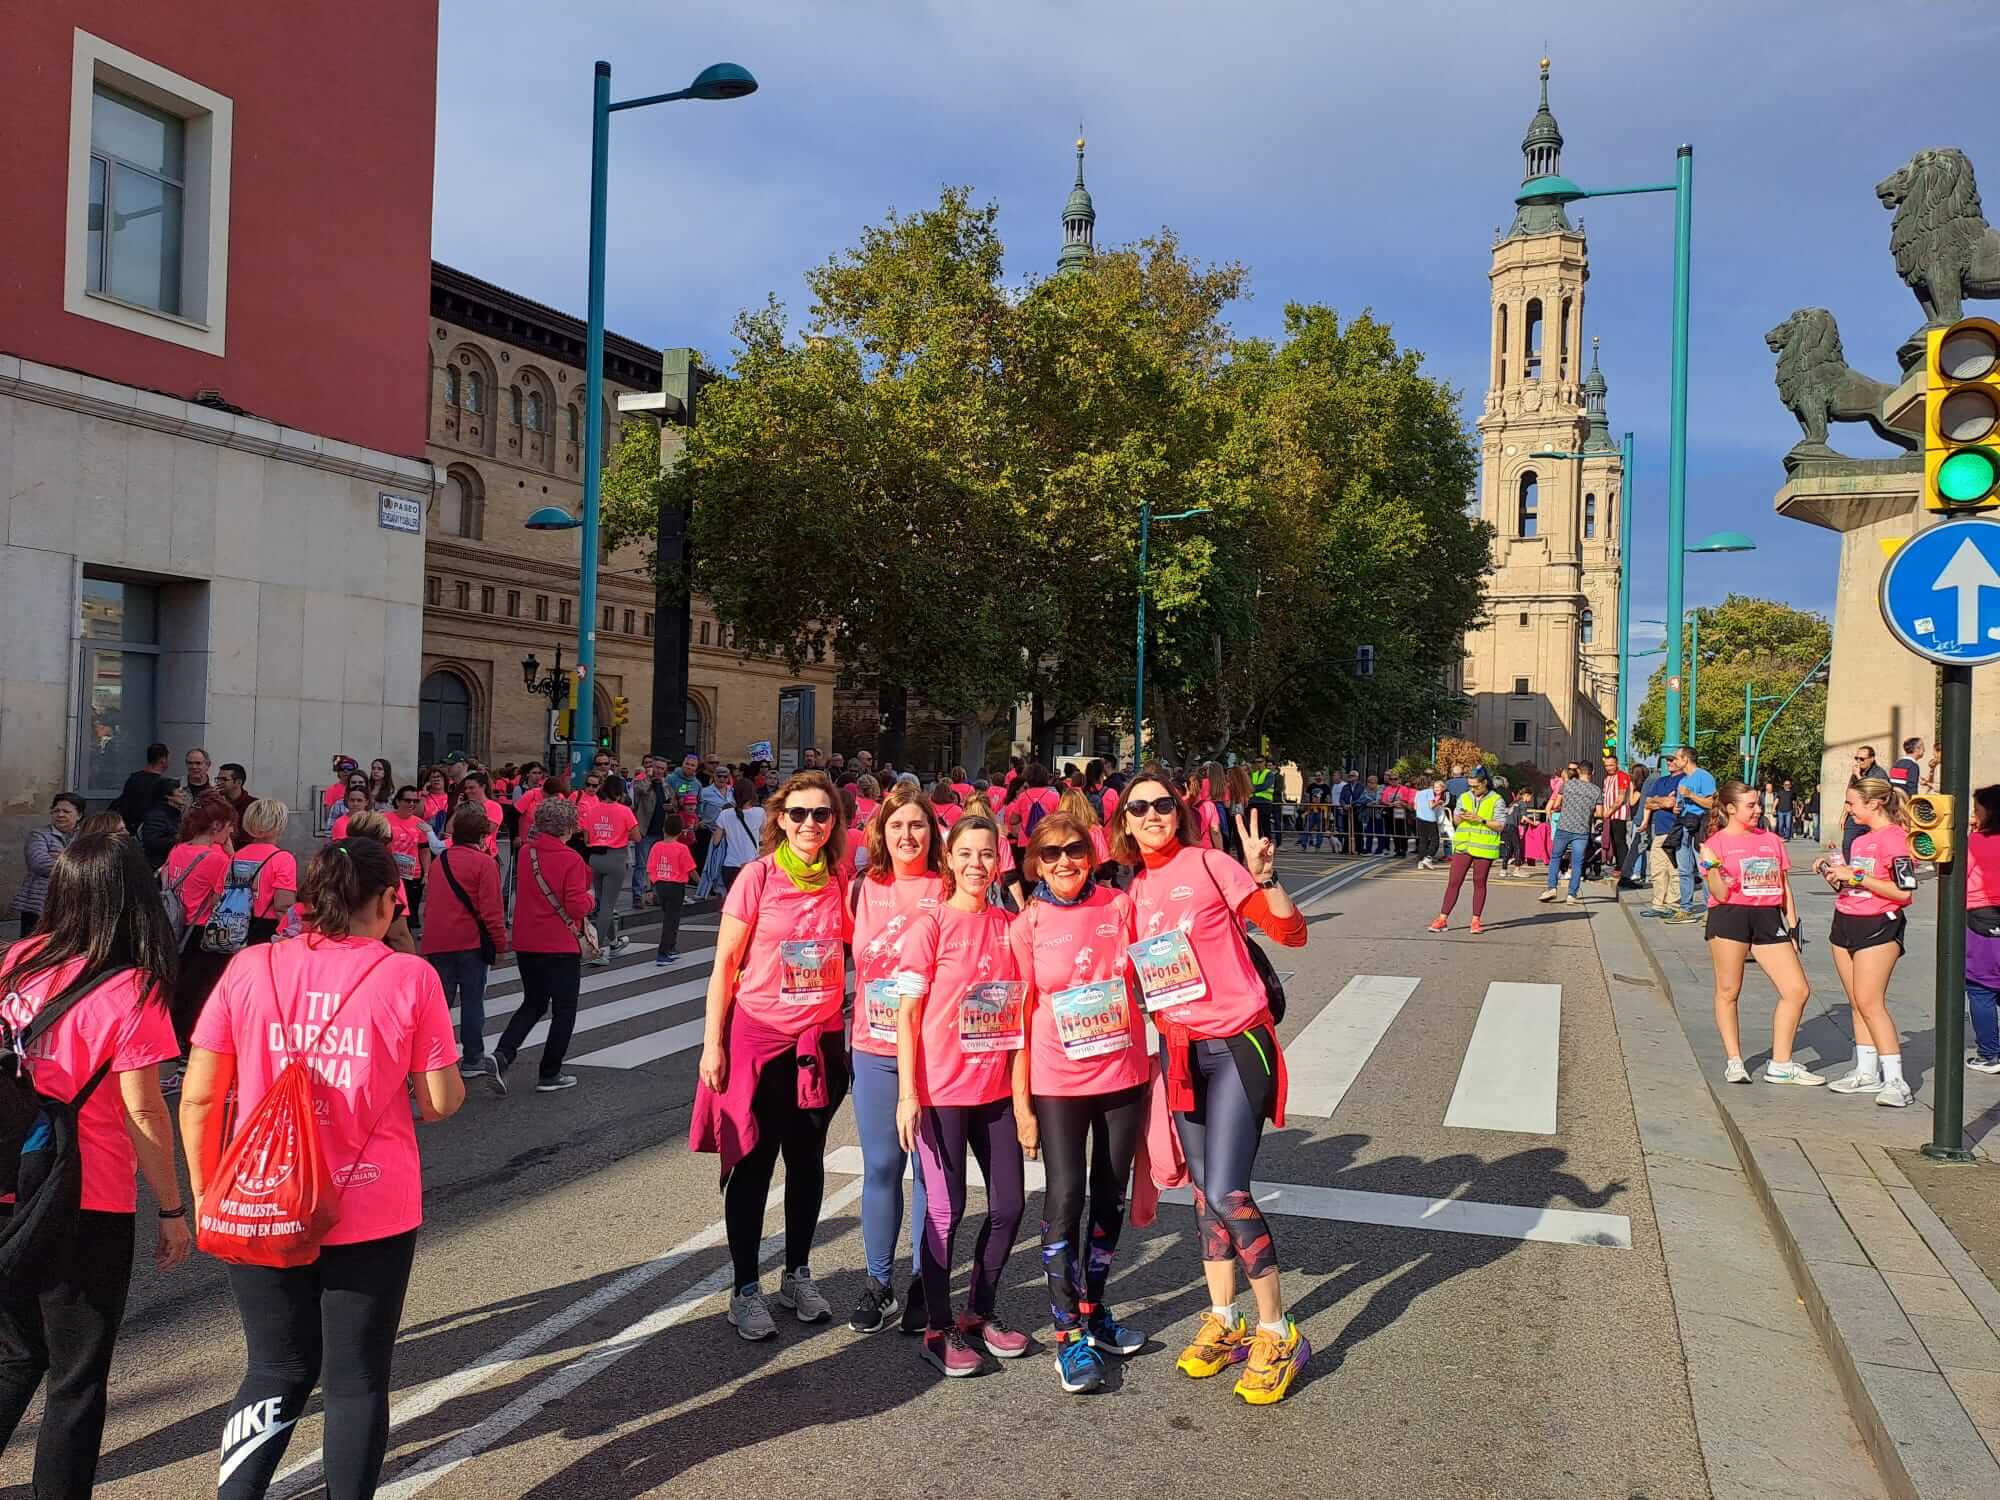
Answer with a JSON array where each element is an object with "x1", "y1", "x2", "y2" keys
[
  {"x1": 1468, "y1": 916, "x2": 1485, "y2": 935},
  {"x1": 779, "y1": 1267, "x2": 832, "y2": 1323},
  {"x1": 1537, "y1": 888, "x2": 1560, "y2": 904},
  {"x1": 535, "y1": 1074, "x2": 578, "y2": 1093},
  {"x1": 848, "y1": 1277, "x2": 899, "y2": 1334},
  {"x1": 1562, "y1": 893, "x2": 1583, "y2": 906},
  {"x1": 1644, "y1": 905, "x2": 1675, "y2": 917},
  {"x1": 1762, "y1": 1060, "x2": 1827, "y2": 1087},
  {"x1": 1427, "y1": 916, "x2": 1449, "y2": 932},
  {"x1": 1084, "y1": 1307, "x2": 1145, "y2": 1356},
  {"x1": 588, "y1": 951, "x2": 613, "y2": 968},
  {"x1": 1056, "y1": 1335, "x2": 1107, "y2": 1393},
  {"x1": 1723, "y1": 1058, "x2": 1751, "y2": 1084},
  {"x1": 1175, "y1": 1311, "x2": 1250, "y2": 1378},
  {"x1": 655, "y1": 954, "x2": 675, "y2": 967},
  {"x1": 900, "y1": 1274, "x2": 928, "y2": 1336},
  {"x1": 729, "y1": 1287, "x2": 777, "y2": 1341},
  {"x1": 922, "y1": 1327, "x2": 983, "y2": 1377},
  {"x1": 159, "y1": 1067, "x2": 182, "y2": 1096},
  {"x1": 1876, "y1": 1079, "x2": 1915, "y2": 1108},
  {"x1": 958, "y1": 1311, "x2": 1030, "y2": 1359},
  {"x1": 1234, "y1": 1319, "x2": 1310, "y2": 1406},
  {"x1": 458, "y1": 1057, "x2": 490, "y2": 1080},
  {"x1": 487, "y1": 1050, "x2": 512, "y2": 1097},
  {"x1": 1827, "y1": 1071, "x2": 1885, "y2": 1095},
  {"x1": 1668, "y1": 908, "x2": 1704, "y2": 924},
  {"x1": 1969, "y1": 1054, "x2": 2000, "y2": 1074},
  {"x1": 611, "y1": 934, "x2": 632, "y2": 954}
]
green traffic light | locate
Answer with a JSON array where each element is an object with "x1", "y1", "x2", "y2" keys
[{"x1": 1938, "y1": 446, "x2": 2000, "y2": 504}]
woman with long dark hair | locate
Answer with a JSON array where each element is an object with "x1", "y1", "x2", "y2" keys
[
  {"x1": 367, "y1": 758, "x2": 397, "y2": 810},
  {"x1": 162, "y1": 795, "x2": 239, "y2": 1063},
  {"x1": 0, "y1": 833, "x2": 189, "y2": 1496}
]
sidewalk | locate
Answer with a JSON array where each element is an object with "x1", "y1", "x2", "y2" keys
[{"x1": 1620, "y1": 870, "x2": 2000, "y2": 1498}]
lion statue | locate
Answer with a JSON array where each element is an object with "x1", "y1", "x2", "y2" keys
[
  {"x1": 1877, "y1": 147, "x2": 2000, "y2": 327},
  {"x1": 1765, "y1": 309, "x2": 1917, "y2": 457}
]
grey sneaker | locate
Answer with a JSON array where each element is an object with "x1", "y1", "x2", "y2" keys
[
  {"x1": 729, "y1": 1287, "x2": 777, "y2": 1340},
  {"x1": 458, "y1": 1057, "x2": 490, "y2": 1080},
  {"x1": 1723, "y1": 1058, "x2": 1751, "y2": 1084},
  {"x1": 487, "y1": 1051, "x2": 512, "y2": 1097},
  {"x1": 1827, "y1": 1070, "x2": 1884, "y2": 1095},
  {"x1": 1763, "y1": 1060, "x2": 1827, "y2": 1087},
  {"x1": 778, "y1": 1267, "x2": 832, "y2": 1323},
  {"x1": 1875, "y1": 1079, "x2": 1915, "y2": 1108},
  {"x1": 1536, "y1": 888, "x2": 1560, "y2": 904},
  {"x1": 534, "y1": 1074, "x2": 578, "y2": 1093}
]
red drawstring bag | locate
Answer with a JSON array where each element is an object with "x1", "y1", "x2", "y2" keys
[{"x1": 196, "y1": 947, "x2": 392, "y2": 1267}]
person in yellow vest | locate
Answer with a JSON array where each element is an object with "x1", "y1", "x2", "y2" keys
[
  {"x1": 1247, "y1": 757, "x2": 1281, "y2": 847},
  {"x1": 1429, "y1": 767, "x2": 1506, "y2": 935}
]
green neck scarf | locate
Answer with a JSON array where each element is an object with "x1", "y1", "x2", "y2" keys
[{"x1": 774, "y1": 840, "x2": 831, "y2": 892}]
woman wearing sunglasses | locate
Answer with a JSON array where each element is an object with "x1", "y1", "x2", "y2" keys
[
  {"x1": 845, "y1": 782, "x2": 944, "y2": 1334},
  {"x1": 694, "y1": 770, "x2": 852, "y2": 1342},
  {"x1": 1116, "y1": 770, "x2": 1309, "y2": 1406},
  {"x1": 1012, "y1": 812, "x2": 1151, "y2": 1393}
]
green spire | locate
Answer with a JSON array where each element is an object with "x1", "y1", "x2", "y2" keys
[
  {"x1": 1506, "y1": 57, "x2": 1574, "y2": 238},
  {"x1": 1059, "y1": 130, "x2": 1095, "y2": 274},
  {"x1": 1582, "y1": 337, "x2": 1617, "y2": 451}
]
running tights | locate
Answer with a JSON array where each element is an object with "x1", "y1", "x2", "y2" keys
[
  {"x1": 723, "y1": 1042, "x2": 850, "y2": 1291},
  {"x1": 849, "y1": 1050, "x2": 928, "y2": 1285},
  {"x1": 915, "y1": 1099, "x2": 1024, "y2": 1331},
  {"x1": 1033, "y1": 1085, "x2": 1146, "y2": 1329},
  {"x1": 1438, "y1": 852, "x2": 1493, "y2": 919},
  {"x1": 218, "y1": 1231, "x2": 416, "y2": 1500},
  {"x1": 1173, "y1": 1033, "x2": 1278, "y2": 1281}
]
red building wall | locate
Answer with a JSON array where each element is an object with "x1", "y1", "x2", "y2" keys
[{"x1": 0, "y1": 2, "x2": 438, "y2": 459}]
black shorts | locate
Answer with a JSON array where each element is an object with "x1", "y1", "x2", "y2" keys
[
  {"x1": 1705, "y1": 904, "x2": 1793, "y2": 946},
  {"x1": 1829, "y1": 909, "x2": 1907, "y2": 954}
]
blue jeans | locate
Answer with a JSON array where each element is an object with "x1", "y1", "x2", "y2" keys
[
  {"x1": 1676, "y1": 834, "x2": 1700, "y2": 912},
  {"x1": 429, "y1": 949, "x2": 490, "y2": 1065},
  {"x1": 1360, "y1": 810, "x2": 1383, "y2": 853},
  {"x1": 1968, "y1": 981, "x2": 2000, "y2": 1062},
  {"x1": 1776, "y1": 811, "x2": 1793, "y2": 839},
  {"x1": 1304, "y1": 811, "x2": 1325, "y2": 849},
  {"x1": 851, "y1": 1049, "x2": 928, "y2": 1286},
  {"x1": 1546, "y1": 830, "x2": 1589, "y2": 896}
]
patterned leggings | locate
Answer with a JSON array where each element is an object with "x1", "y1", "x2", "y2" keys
[{"x1": 1173, "y1": 1030, "x2": 1279, "y2": 1280}]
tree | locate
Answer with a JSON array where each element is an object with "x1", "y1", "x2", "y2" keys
[{"x1": 1631, "y1": 594, "x2": 1831, "y2": 783}]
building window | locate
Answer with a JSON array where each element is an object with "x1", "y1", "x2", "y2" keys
[
  {"x1": 437, "y1": 466, "x2": 483, "y2": 540},
  {"x1": 1580, "y1": 609, "x2": 1595, "y2": 645},
  {"x1": 566, "y1": 404, "x2": 579, "y2": 441},
  {"x1": 1584, "y1": 493, "x2": 1597, "y2": 539},
  {"x1": 77, "y1": 575, "x2": 161, "y2": 797},
  {"x1": 1513, "y1": 676, "x2": 1530, "y2": 695},
  {"x1": 1496, "y1": 303, "x2": 1508, "y2": 387},
  {"x1": 700, "y1": 621, "x2": 710, "y2": 645},
  {"x1": 480, "y1": 586, "x2": 495, "y2": 614},
  {"x1": 444, "y1": 366, "x2": 459, "y2": 408},
  {"x1": 535, "y1": 594, "x2": 548, "y2": 622},
  {"x1": 1517, "y1": 472, "x2": 1539, "y2": 538},
  {"x1": 1511, "y1": 720, "x2": 1530, "y2": 745},
  {"x1": 506, "y1": 590, "x2": 519, "y2": 618},
  {"x1": 623, "y1": 609, "x2": 635, "y2": 635},
  {"x1": 463, "y1": 370, "x2": 484, "y2": 414},
  {"x1": 642, "y1": 612, "x2": 653, "y2": 638},
  {"x1": 685, "y1": 697, "x2": 705, "y2": 757},
  {"x1": 1606, "y1": 491, "x2": 1616, "y2": 539},
  {"x1": 603, "y1": 605, "x2": 615, "y2": 633},
  {"x1": 559, "y1": 598, "x2": 572, "y2": 626},
  {"x1": 66, "y1": 34, "x2": 234, "y2": 353},
  {"x1": 1518, "y1": 612, "x2": 1529, "y2": 627},
  {"x1": 454, "y1": 582, "x2": 469, "y2": 611},
  {"x1": 425, "y1": 576, "x2": 441, "y2": 606},
  {"x1": 1559, "y1": 297, "x2": 1572, "y2": 380},
  {"x1": 1523, "y1": 299, "x2": 1544, "y2": 380},
  {"x1": 524, "y1": 392, "x2": 544, "y2": 432},
  {"x1": 508, "y1": 386, "x2": 522, "y2": 425}
]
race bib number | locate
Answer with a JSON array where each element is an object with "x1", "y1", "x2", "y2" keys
[
  {"x1": 394, "y1": 851, "x2": 418, "y2": 878},
  {"x1": 778, "y1": 940, "x2": 841, "y2": 1005},
  {"x1": 957, "y1": 981, "x2": 1025, "y2": 1054},
  {"x1": 863, "y1": 979, "x2": 903, "y2": 1043},
  {"x1": 1129, "y1": 930, "x2": 1206, "y2": 1012},
  {"x1": 1049, "y1": 979, "x2": 1133, "y2": 1060},
  {"x1": 1738, "y1": 856, "x2": 1783, "y2": 899}
]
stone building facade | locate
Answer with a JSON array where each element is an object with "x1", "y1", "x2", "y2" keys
[
  {"x1": 421, "y1": 265, "x2": 833, "y2": 773},
  {"x1": 1459, "y1": 61, "x2": 1623, "y2": 769}
]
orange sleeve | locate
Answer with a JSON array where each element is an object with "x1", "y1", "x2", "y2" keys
[{"x1": 1242, "y1": 890, "x2": 1307, "y2": 947}]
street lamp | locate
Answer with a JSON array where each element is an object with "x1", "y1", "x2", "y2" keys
[
  {"x1": 1744, "y1": 651, "x2": 1830, "y2": 787},
  {"x1": 565, "y1": 57, "x2": 757, "y2": 779},
  {"x1": 1134, "y1": 502, "x2": 1209, "y2": 765},
  {"x1": 1531, "y1": 430, "x2": 1636, "y2": 759},
  {"x1": 521, "y1": 647, "x2": 572, "y2": 764}
]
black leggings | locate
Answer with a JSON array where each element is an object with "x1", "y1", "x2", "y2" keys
[
  {"x1": 218, "y1": 1230, "x2": 417, "y2": 1499},
  {"x1": 1033, "y1": 1085, "x2": 1146, "y2": 1330},
  {"x1": 723, "y1": 1040, "x2": 850, "y2": 1291},
  {"x1": 1173, "y1": 1030, "x2": 1278, "y2": 1281}
]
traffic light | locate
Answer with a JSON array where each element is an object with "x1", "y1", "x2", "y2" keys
[
  {"x1": 610, "y1": 695, "x2": 630, "y2": 729},
  {"x1": 1909, "y1": 792, "x2": 1954, "y2": 862},
  {"x1": 1925, "y1": 317, "x2": 2000, "y2": 513}
]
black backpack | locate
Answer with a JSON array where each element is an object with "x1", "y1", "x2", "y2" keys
[{"x1": 0, "y1": 966, "x2": 135, "y2": 1292}]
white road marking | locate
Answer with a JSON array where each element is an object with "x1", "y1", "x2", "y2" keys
[
  {"x1": 1288, "y1": 855, "x2": 1390, "y2": 914},
  {"x1": 1286, "y1": 974, "x2": 1420, "y2": 1116},
  {"x1": 1444, "y1": 980, "x2": 1562, "y2": 1135},
  {"x1": 567, "y1": 1016, "x2": 709, "y2": 1070},
  {"x1": 483, "y1": 975, "x2": 709, "y2": 1052},
  {"x1": 370, "y1": 1179, "x2": 866, "y2": 1498},
  {"x1": 483, "y1": 944, "x2": 718, "y2": 1006},
  {"x1": 484, "y1": 921, "x2": 718, "y2": 980}
]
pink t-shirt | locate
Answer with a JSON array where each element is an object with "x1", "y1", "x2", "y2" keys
[
  {"x1": 584, "y1": 801, "x2": 640, "y2": 850},
  {"x1": 854, "y1": 798, "x2": 880, "y2": 827},
  {"x1": 1968, "y1": 830, "x2": 2000, "y2": 909},
  {"x1": 1101, "y1": 785, "x2": 1120, "y2": 825},
  {"x1": 1192, "y1": 799, "x2": 1221, "y2": 850},
  {"x1": 1127, "y1": 844, "x2": 1265, "y2": 1035},
  {"x1": 1702, "y1": 827, "x2": 1789, "y2": 908},
  {"x1": 647, "y1": 839, "x2": 697, "y2": 884},
  {"x1": 1840, "y1": 825, "x2": 1916, "y2": 917},
  {"x1": 230, "y1": 842, "x2": 300, "y2": 920},
  {"x1": 323, "y1": 784, "x2": 347, "y2": 812},
  {"x1": 0, "y1": 943, "x2": 178, "y2": 1212},
  {"x1": 935, "y1": 803, "x2": 963, "y2": 832},
  {"x1": 422, "y1": 791, "x2": 450, "y2": 821},
  {"x1": 163, "y1": 842, "x2": 230, "y2": 926},
  {"x1": 386, "y1": 815, "x2": 428, "y2": 882},
  {"x1": 913, "y1": 902, "x2": 1020, "y2": 1106},
  {"x1": 1012, "y1": 885, "x2": 1148, "y2": 1097},
  {"x1": 192, "y1": 936, "x2": 457, "y2": 1245},
  {"x1": 721, "y1": 856, "x2": 852, "y2": 1035},
  {"x1": 329, "y1": 814, "x2": 361, "y2": 842},
  {"x1": 950, "y1": 783, "x2": 975, "y2": 804},
  {"x1": 851, "y1": 871, "x2": 946, "y2": 1058}
]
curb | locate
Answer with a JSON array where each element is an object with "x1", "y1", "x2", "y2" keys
[{"x1": 1619, "y1": 896, "x2": 2000, "y2": 1499}]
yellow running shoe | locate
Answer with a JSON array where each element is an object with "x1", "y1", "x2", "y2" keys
[
  {"x1": 1234, "y1": 1318, "x2": 1310, "y2": 1405},
  {"x1": 1175, "y1": 1311, "x2": 1250, "y2": 1378}
]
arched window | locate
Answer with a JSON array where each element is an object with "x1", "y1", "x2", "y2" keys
[
  {"x1": 1517, "y1": 472, "x2": 1539, "y2": 538},
  {"x1": 444, "y1": 366, "x2": 459, "y2": 407},
  {"x1": 524, "y1": 391, "x2": 544, "y2": 431},
  {"x1": 685, "y1": 697, "x2": 705, "y2": 757},
  {"x1": 1606, "y1": 491, "x2": 1616, "y2": 540},
  {"x1": 462, "y1": 370, "x2": 484, "y2": 414},
  {"x1": 1496, "y1": 304, "x2": 1509, "y2": 386},
  {"x1": 508, "y1": 385, "x2": 523, "y2": 426},
  {"x1": 419, "y1": 671, "x2": 474, "y2": 766},
  {"x1": 566, "y1": 404, "x2": 579, "y2": 441},
  {"x1": 436, "y1": 465, "x2": 483, "y2": 539},
  {"x1": 1524, "y1": 300, "x2": 1544, "y2": 380},
  {"x1": 1559, "y1": 298, "x2": 1572, "y2": 380},
  {"x1": 1580, "y1": 608, "x2": 1595, "y2": 645},
  {"x1": 1584, "y1": 493, "x2": 1597, "y2": 539}
]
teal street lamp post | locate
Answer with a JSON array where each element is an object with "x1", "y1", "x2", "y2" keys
[
  {"x1": 1683, "y1": 531, "x2": 1756, "y2": 753},
  {"x1": 561, "y1": 59, "x2": 756, "y2": 778},
  {"x1": 1745, "y1": 651, "x2": 1830, "y2": 789},
  {"x1": 1134, "y1": 502, "x2": 1209, "y2": 766},
  {"x1": 1531, "y1": 429, "x2": 1637, "y2": 757}
]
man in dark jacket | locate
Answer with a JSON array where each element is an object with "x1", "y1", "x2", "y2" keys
[
  {"x1": 139, "y1": 778, "x2": 187, "y2": 869},
  {"x1": 112, "y1": 741, "x2": 171, "y2": 833}
]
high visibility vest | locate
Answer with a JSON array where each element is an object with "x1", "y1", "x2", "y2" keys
[
  {"x1": 1249, "y1": 768, "x2": 1277, "y2": 803},
  {"x1": 1453, "y1": 791, "x2": 1504, "y2": 860}
]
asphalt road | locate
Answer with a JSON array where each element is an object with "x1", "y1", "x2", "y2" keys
[{"x1": 9, "y1": 851, "x2": 1716, "y2": 1500}]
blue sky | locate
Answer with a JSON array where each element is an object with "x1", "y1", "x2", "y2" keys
[{"x1": 434, "y1": 0, "x2": 2000, "y2": 639}]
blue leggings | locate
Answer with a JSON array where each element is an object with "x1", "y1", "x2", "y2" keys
[{"x1": 850, "y1": 1050, "x2": 927, "y2": 1285}]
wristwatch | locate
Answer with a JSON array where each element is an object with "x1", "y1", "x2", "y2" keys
[
  {"x1": 1258, "y1": 878, "x2": 1279, "y2": 890},
  {"x1": 157, "y1": 1205, "x2": 187, "y2": 1219}
]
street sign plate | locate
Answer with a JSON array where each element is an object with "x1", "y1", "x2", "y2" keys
[{"x1": 1879, "y1": 516, "x2": 2000, "y2": 665}]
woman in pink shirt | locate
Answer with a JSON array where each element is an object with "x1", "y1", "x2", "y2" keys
[
  {"x1": 846, "y1": 782, "x2": 944, "y2": 1334},
  {"x1": 894, "y1": 815, "x2": 1030, "y2": 1377},
  {"x1": 1697, "y1": 781, "x2": 1814, "y2": 1087},
  {"x1": 1012, "y1": 812, "x2": 1150, "y2": 1394},
  {"x1": 694, "y1": 771, "x2": 852, "y2": 1342},
  {"x1": 421, "y1": 802, "x2": 509, "y2": 1080},
  {"x1": 1817, "y1": 778, "x2": 1919, "y2": 1105},
  {"x1": 386, "y1": 786, "x2": 430, "y2": 926},
  {"x1": 180, "y1": 838, "x2": 463, "y2": 1500},
  {"x1": 162, "y1": 796, "x2": 237, "y2": 1055},
  {"x1": 0, "y1": 833, "x2": 189, "y2": 1497},
  {"x1": 420, "y1": 767, "x2": 450, "y2": 824},
  {"x1": 581, "y1": 775, "x2": 640, "y2": 963},
  {"x1": 328, "y1": 784, "x2": 371, "y2": 843},
  {"x1": 231, "y1": 798, "x2": 299, "y2": 946}
]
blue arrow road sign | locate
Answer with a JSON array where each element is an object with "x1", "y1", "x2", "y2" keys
[{"x1": 1880, "y1": 516, "x2": 2000, "y2": 666}]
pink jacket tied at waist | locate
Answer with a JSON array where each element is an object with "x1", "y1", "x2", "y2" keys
[{"x1": 689, "y1": 1009, "x2": 835, "y2": 1182}]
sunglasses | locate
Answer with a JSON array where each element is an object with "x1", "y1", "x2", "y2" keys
[
  {"x1": 1042, "y1": 838, "x2": 1093, "y2": 862},
  {"x1": 784, "y1": 805, "x2": 835, "y2": 825},
  {"x1": 1124, "y1": 796, "x2": 1179, "y2": 819},
  {"x1": 397, "y1": 795, "x2": 419, "y2": 804}
]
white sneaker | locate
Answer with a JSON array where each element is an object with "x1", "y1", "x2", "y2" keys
[
  {"x1": 1562, "y1": 893, "x2": 1583, "y2": 906},
  {"x1": 729, "y1": 1287, "x2": 778, "y2": 1340},
  {"x1": 1418, "y1": 858, "x2": 1434, "y2": 871},
  {"x1": 1537, "y1": 888, "x2": 1560, "y2": 903},
  {"x1": 777, "y1": 1267, "x2": 832, "y2": 1323},
  {"x1": 1723, "y1": 1058, "x2": 1750, "y2": 1084},
  {"x1": 1763, "y1": 1060, "x2": 1828, "y2": 1087},
  {"x1": 1875, "y1": 1079, "x2": 1915, "y2": 1108},
  {"x1": 1827, "y1": 1071, "x2": 1884, "y2": 1095},
  {"x1": 1968, "y1": 1054, "x2": 2000, "y2": 1074}
]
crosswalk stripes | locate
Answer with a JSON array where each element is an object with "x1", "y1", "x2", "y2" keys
[
  {"x1": 1443, "y1": 981, "x2": 1562, "y2": 1135},
  {"x1": 1284, "y1": 974, "x2": 1420, "y2": 1116}
]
